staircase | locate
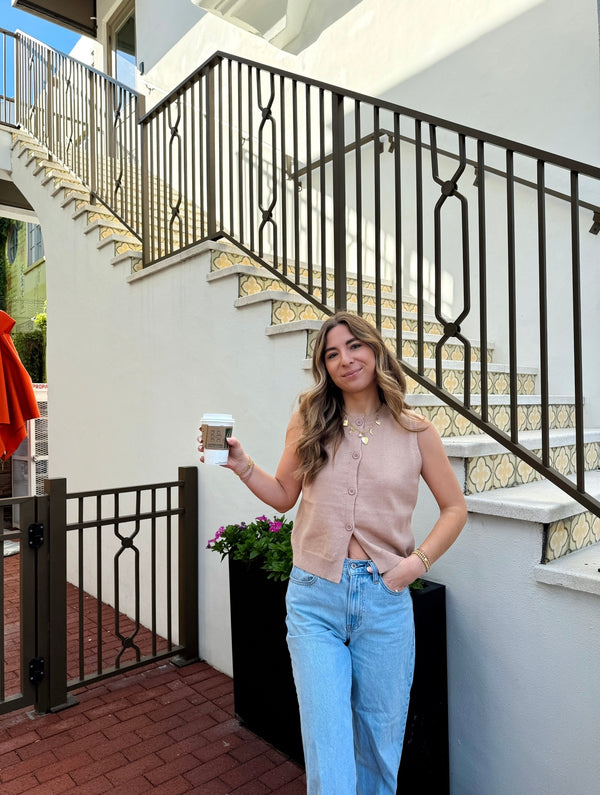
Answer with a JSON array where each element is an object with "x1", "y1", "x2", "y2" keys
[
  {"x1": 11, "y1": 130, "x2": 144, "y2": 273},
  {"x1": 10, "y1": 101, "x2": 600, "y2": 576}
]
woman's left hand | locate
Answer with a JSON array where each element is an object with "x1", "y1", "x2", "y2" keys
[{"x1": 382, "y1": 554, "x2": 427, "y2": 592}]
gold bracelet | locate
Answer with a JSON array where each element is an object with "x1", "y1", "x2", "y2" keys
[
  {"x1": 411, "y1": 547, "x2": 431, "y2": 572},
  {"x1": 238, "y1": 456, "x2": 254, "y2": 481}
]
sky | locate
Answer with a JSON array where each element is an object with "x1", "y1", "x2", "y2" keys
[{"x1": 0, "y1": 1, "x2": 81, "y2": 54}]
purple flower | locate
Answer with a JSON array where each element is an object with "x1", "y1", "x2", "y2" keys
[
  {"x1": 256, "y1": 515, "x2": 268, "y2": 522},
  {"x1": 206, "y1": 527, "x2": 224, "y2": 547},
  {"x1": 269, "y1": 521, "x2": 282, "y2": 533}
]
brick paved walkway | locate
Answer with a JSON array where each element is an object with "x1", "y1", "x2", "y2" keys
[
  {"x1": 1, "y1": 548, "x2": 306, "y2": 793},
  {"x1": 0, "y1": 658, "x2": 306, "y2": 793}
]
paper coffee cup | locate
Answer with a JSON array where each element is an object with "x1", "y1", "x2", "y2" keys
[{"x1": 201, "y1": 413, "x2": 234, "y2": 465}]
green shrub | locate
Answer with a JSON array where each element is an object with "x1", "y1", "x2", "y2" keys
[{"x1": 14, "y1": 329, "x2": 46, "y2": 383}]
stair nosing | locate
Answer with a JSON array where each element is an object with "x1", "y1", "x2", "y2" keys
[
  {"x1": 466, "y1": 470, "x2": 600, "y2": 523},
  {"x1": 445, "y1": 428, "x2": 600, "y2": 458},
  {"x1": 408, "y1": 393, "x2": 575, "y2": 406}
]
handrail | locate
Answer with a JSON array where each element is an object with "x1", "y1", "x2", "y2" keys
[
  {"x1": 6, "y1": 37, "x2": 600, "y2": 518},
  {"x1": 144, "y1": 50, "x2": 600, "y2": 180},
  {"x1": 0, "y1": 29, "x2": 17, "y2": 125},
  {"x1": 13, "y1": 31, "x2": 142, "y2": 237},
  {"x1": 287, "y1": 126, "x2": 600, "y2": 231}
]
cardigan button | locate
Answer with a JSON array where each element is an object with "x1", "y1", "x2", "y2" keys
[
  {"x1": 348, "y1": 487, "x2": 356, "y2": 495},
  {"x1": 352, "y1": 451, "x2": 360, "y2": 459},
  {"x1": 345, "y1": 523, "x2": 353, "y2": 532}
]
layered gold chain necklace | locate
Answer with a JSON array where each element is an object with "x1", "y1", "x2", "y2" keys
[{"x1": 342, "y1": 409, "x2": 383, "y2": 445}]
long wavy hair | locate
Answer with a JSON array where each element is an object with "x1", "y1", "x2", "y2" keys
[{"x1": 296, "y1": 311, "x2": 414, "y2": 483}]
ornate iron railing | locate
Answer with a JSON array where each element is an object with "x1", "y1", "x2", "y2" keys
[
  {"x1": 140, "y1": 52, "x2": 600, "y2": 516},
  {"x1": 12, "y1": 31, "x2": 141, "y2": 237},
  {"x1": 0, "y1": 469, "x2": 198, "y2": 716},
  {"x1": 0, "y1": 28, "x2": 16, "y2": 125},
  {"x1": 4, "y1": 35, "x2": 600, "y2": 516}
]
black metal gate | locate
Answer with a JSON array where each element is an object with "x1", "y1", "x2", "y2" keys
[{"x1": 0, "y1": 467, "x2": 198, "y2": 716}]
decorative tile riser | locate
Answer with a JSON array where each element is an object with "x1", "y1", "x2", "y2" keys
[
  {"x1": 83, "y1": 210, "x2": 113, "y2": 225},
  {"x1": 384, "y1": 337, "x2": 489, "y2": 364},
  {"x1": 544, "y1": 512, "x2": 600, "y2": 562},
  {"x1": 215, "y1": 260, "x2": 495, "y2": 367},
  {"x1": 465, "y1": 442, "x2": 600, "y2": 494},
  {"x1": 298, "y1": 320, "x2": 491, "y2": 364},
  {"x1": 417, "y1": 402, "x2": 575, "y2": 438},
  {"x1": 211, "y1": 251, "x2": 394, "y2": 295},
  {"x1": 114, "y1": 240, "x2": 142, "y2": 255},
  {"x1": 405, "y1": 371, "x2": 537, "y2": 397},
  {"x1": 97, "y1": 225, "x2": 137, "y2": 242},
  {"x1": 270, "y1": 299, "x2": 464, "y2": 348},
  {"x1": 272, "y1": 300, "x2": 328, "y2": 323},
  {"x1": 240, "y1": 273, "x2": 438, "y2": 326},
  {"x1": 239, "y1": 273, "x2": 401, "y2": 311}
]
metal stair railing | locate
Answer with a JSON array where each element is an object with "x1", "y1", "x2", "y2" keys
[
  {"x1": 11, "y1": 31, "x2": 142, "y2": 238},
  {"x1": 140, "y1": 51, "x2": 600, "y2": 517},
  {"x1": 0, "y1": 28, "x2": 17, "y2": 125},
  {"x1": 5, "y1": 34, "x2": 600, "y2": 516}
]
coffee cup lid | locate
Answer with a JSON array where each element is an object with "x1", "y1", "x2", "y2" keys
[{"x1": 201, "y1": 413, "x2": 234, "y2": 423}]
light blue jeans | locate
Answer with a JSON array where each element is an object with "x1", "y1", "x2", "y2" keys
[{"x1": 286, "y1": 559, "x2": 415, "y2": 794}]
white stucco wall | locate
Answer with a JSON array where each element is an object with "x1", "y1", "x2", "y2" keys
[
  {"x1": 138, "y1": 0, "x2": 600, "y2": 164},
  {"x1": 414, "y1": 486, "x2": 600, "y2": 795}
]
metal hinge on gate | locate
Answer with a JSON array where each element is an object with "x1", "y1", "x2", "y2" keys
[
  {"x1": 28, "y1": 523, "x2": 44, "y2": 549},
  {"x1": 29, "y1": 656, "x2": 45, "y2": 685}
]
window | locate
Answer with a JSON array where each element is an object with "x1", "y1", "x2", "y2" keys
[
  {"x1": 27, "y1": 224, "x2": 44, "y2": 266},
  {"x1": 7, "y1": 224, "x2": 18, "y2": 264},
  {"x1": 108, "y1": 1, "x2": 136, "y2": 89}
]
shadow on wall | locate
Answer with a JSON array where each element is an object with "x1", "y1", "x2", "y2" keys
[
  {"x1": 376, "y1": 0, "x2": 596, "y2": 162},
  {"x1": 284, "y1": 0, "x2": 363, "y2": 54}
]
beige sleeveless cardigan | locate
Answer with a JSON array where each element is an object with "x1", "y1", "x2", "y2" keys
[{"x1": 292, "y1": 407, "x2": 423, "y2": 583}]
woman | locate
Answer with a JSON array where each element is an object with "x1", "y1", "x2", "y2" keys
[{"x1": 200, "y1": 311, "x2": 467, "y2": 794}]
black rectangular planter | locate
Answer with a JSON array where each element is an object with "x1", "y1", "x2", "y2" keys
[
  {"x1": 399, "y1": 579, "x2": 449, "y2": 793},
  {"x1": 228, "y1": 559, "x2": 448, "y2": 790},
  {"x1": 228, "y1": 558, "x2": 303, "y2": 764}
]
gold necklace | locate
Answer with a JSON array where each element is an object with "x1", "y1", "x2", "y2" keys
[{"x1": 342, "y1": 410, "x2": 382, "y2": 445}]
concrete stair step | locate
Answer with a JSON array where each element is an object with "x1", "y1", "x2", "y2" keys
[
  {"x1": 403, "y1": 358, "x2": 537, "y2": 397},
  {"x1": 254, "y1": 292, "x2": 491, "y2": 362},
  {"x1": 72, "y1": 203, "x2": 115, "y2": 224},
  {"x1": 18, "y1": 143, "x2": 47, "y2": 162},
  {"x1": 237, "y1": 272, "x2": 414, "y2": 322},
  {"x1": 97, "y1": 233, "x2": 142, "y2": 257},
  {"x1": 83, "y1": 218, "x2": 139, "y2": 243},
  {"x1": 214, "y1": 246, "x2": 397, "y2": 297},
  {"x1": 33, "y1": 159, "x2": 73, "y2": 182},
  {"x1": 111, "y1": 249, "x2": 144, "y2": 272},
  {"x1": 445, "y1": 428, "x2": 600, "y2": 494},
  {"x1": 466, "y1": 469, "x2": 600, "y2": 562},
  {"x1": 210, "y1": 248, "x2": 499, "y2": 368},
  {"x1": 61, "y1": 188, "x2": 92, "y2": 209},
  {"x1": 409, "y1": 393, "x2": 576, "y2": 437}
]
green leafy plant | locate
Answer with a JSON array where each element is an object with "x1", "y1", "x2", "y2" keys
[
  {"x1": 14, "y1": 329, "x2": 45, "y2": 383},
  {"x1": 207, "y1": 514, "x2": 294, "y2": 581}
]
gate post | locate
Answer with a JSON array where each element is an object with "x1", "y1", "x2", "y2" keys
[
  {"x1": 173, "y1": 466, "x2": 199, "y2": 666},
  {"x1": 35, "y1": 480, "x2": 72, "y2": 713}
]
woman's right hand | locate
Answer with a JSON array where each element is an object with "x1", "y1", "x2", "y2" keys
[
  {"x1": 197, "y1": 432, "x2": 249, "y2": 475},
  {"x1": 223, "y1": 436, "x2": 251, "y2": 476}
]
